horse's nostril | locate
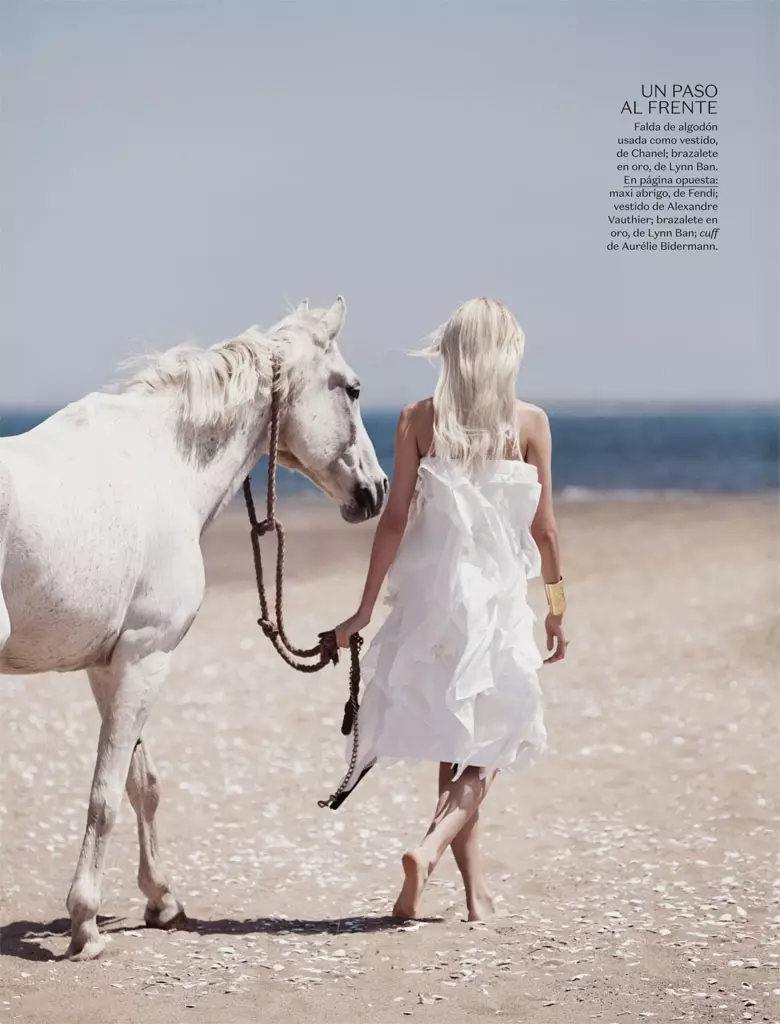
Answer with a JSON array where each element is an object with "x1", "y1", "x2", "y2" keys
[
  {"x1": 353, "y1": 481, "x2": 386, "y2": 517},
  {"x1": 354, "y1": 485, "x2": 373, "y2": 511}
]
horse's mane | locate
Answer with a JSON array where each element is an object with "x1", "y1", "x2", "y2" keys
[{"x1": 114, "y1": 306, "x2": 322, "y2": 431}]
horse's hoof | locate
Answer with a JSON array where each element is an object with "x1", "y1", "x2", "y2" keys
[
  {"x1": 145, "y1": 901, "x2": 189, "y2": 931},
  {"x1": 65, "y1": 934, "x2": 107, "y2": 961}
]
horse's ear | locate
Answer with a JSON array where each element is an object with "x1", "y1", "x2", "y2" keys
[
  {"x1": 320, "y1": 295, "x2": 347, "y2": 342},
  {"x1": 297, "y1": 298, "x2": 309, "y2": 312}
]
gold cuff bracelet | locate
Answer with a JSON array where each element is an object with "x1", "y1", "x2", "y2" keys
[{"x1": 544, "y1": 578, "x2": 567, "y2": 616}]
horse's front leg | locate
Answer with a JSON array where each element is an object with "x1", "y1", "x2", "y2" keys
[
  {"x1": 87, "y1": 668, "x2": 186, "y2": 935},
  {"x1": 66, "y1": 637, "x2": 170, "y2": 960}
]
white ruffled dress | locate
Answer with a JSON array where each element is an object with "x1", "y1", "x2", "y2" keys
[{"x1": 342, "y1": 456, "x2": 546, "y2": 797}]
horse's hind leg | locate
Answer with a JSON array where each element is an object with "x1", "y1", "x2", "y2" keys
[
  {"x1": 87, "y1": 667, "x2": 186, "y2": 933},
  {"x1": 65, "y1": 638, "x2": 170, "y2": 960},
  {"x1": 127, "y1": 738, "x2": 186, "y2": 929}
]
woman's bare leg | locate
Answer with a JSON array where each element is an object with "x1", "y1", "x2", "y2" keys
[
  {"x1": 393, "y1": 763, "x2": 495, "y2": 919},
  {"x1": 451, "y1": 810, "x2": 495, "y2": 921},
  {"x1": 438, "y1": 764, "x2": 495, "y2": 920}
]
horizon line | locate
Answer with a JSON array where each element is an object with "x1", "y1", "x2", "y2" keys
[{"x1": 0, "y1": 398, "x2": 778, "y2": 418}]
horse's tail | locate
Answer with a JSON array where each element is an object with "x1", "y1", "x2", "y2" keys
[{"x1": 0, "y1": 459, "x2": 11, "y2": 651}]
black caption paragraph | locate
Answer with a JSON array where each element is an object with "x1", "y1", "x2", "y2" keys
[{"x1": 608, "y1": 84, "x2": 719, "y2": 253}]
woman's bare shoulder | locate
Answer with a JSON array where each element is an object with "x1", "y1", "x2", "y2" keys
[
  {"x1": 403, "y1": 396, "x2": 434, "y2": 415},
  {"x1": 399, "y1": 398, "x2": 434, "y2": 455},
  {"x1": 516, "y1": 400, "x2": 550, "y2": 430},
  {"x1": 400, "y1": 398, "x2": 434, "y2": 428},
  {"x1": 516, "y1": 399, "x2": 549, "y2": 418}
]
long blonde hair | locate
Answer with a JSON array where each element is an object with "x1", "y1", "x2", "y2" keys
[{"x1": 414, "y1": 297, "x2": 526, "y2": 466}]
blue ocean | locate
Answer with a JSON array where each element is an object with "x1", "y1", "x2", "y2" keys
[{"x1": 0, "y1": 408, "x2": 777, "y2": 496}]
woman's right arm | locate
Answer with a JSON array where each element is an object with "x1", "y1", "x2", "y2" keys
[{"x1": 525, "y1": 407, "x2": 568, "y2": 663}]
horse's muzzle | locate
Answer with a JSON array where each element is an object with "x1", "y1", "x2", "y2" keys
[{"x1": 341, "y1": 476, "x2": 387, "y2": 523}]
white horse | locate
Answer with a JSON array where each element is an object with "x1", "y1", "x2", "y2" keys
[{"x1": 0, "y1": 296, "x2": 386, "y2": 960}]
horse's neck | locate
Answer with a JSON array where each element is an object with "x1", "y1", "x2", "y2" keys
[
  {"x1": 148, "y1": 392, "x2": 271, "y2": 532},
  {"x1": 196, "y1": 419, "x2": 270, "y2": 532}
]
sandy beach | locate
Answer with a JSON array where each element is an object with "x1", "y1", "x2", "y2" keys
[{"x1": 1, "y1": 495, "x2": 777, "y2": 1024}]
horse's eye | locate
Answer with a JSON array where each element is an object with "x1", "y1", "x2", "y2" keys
[{"x1": 346, "y1": 383, "x2": 361, "y2": 401}]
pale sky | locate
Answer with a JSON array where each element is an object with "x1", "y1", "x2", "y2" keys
[{"x1": 1, "y1": 1, "x2": 777, "y2": 409}]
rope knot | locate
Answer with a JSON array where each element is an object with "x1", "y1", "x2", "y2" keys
[
  {"x1": 257, "y1": 617, "x2": 279, "y2": 639},
  {"x1": 254, "y1": 519, "x2": 275, "y2": 537}
]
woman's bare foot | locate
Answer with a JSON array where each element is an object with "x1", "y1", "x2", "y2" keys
[
  {"x1": 392, "y1": 849, "x2": 432, "y2": 919},
  {"x1": 466, "y1": 888, "x2": 495, "y2": 922}
]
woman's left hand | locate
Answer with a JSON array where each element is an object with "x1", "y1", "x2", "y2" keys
[
  {"x1": 543, "y1": 613, "x2": 568, "y2": 663},
  {"x1": 333, "y1": 609, "x2": 371, "y2": 648}
]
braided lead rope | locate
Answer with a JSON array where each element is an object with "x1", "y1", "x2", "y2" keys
[
  {"x1": 242, "y1": 478, "x2": 331, "y2": 669},
  {"x1": 242, "y1": 358, "x2": 337, "y2": 669},
  {"x1": 242, "y1": 356, "x2": 365, "y2": 804},
  {"x1": 318, "y1": 633, "x2": 364, "y2": 809}
]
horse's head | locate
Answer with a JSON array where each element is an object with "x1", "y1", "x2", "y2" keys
[{"x1": 271, "y1": 297, "x2": 387, "y2": 524}]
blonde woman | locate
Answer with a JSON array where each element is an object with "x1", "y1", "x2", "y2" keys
[{"x1": 331, "y1": 297, "x2": 567, "y2": 921}]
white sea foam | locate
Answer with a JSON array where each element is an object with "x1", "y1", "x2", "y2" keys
[{"x1": 558, "y1": 486, "x2": 706, "y2": 503}]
